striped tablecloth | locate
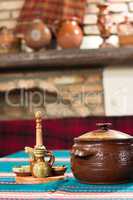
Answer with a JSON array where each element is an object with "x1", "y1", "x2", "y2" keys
[{"x1": 0, "y1": 150, "x2": 133, "y2": 199}]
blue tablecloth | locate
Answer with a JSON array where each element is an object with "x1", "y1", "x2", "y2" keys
[{"x1": 0, "y1": 150, "x2": 133, "y2": 199}]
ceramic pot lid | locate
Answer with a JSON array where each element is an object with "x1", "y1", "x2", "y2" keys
[{"x1": 75, "y1": 123, "x2": 133, "y2": 142}]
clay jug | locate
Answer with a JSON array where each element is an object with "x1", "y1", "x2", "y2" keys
[
  {"x1": 24, "y1": 19, "x2": 52, "y2": 50},
  {"x1": 0, "y1": 26, "x2": 16, "y2": 48},
  {"x1": 56, "y1": 18, "x2": 83, "y2": 49}
]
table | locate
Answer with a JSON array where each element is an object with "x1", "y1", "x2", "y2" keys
[{"x1": 0, "y1": 150, "x2": 133, "y2": 199}]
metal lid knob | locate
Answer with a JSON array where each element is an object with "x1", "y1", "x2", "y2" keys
[{"x1": 96, "y1": 123, "x2": 112, "y2": 131}]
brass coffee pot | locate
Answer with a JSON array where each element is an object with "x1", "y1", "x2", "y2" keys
[{"x1": 25, "y1": 111, "x2": 55, "y2": 178}]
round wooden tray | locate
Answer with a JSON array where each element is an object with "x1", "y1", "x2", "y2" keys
[{"x1": 16, "y1": 175, "x2": 65, "y2": 184}]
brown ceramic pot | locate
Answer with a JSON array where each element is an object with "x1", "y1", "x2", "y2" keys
[
  {"x1": 56, "y1": 18, "x2": 83, "y2": 49},
  {"x1": 24, "y1": 19, "x2": 52, "y2": 50},
  {"x1": 0, "y1": 26, "x2": 16, "y2": 48},
  {"x1": 71, "y1": 123, "x2": 133, "y2": 184}
]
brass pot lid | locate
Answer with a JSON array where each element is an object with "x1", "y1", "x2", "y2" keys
[{"x1": 75, "y1": 123, "x2": 133, "y2": 142}]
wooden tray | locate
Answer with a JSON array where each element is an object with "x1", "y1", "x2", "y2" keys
[{"x1": 16, "y1": 175, "x2": 65, "y2": 184}]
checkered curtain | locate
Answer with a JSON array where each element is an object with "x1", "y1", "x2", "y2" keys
[{"x1": 16, "y1": 0, "x2": 86, "y2": 33}]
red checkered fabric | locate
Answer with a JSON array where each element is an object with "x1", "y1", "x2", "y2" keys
[
  {"x1": 16, "y1": 0, "x2": 86, "y2": 33},
  {"x1": 0, "y1": 116, "x2": 133, "y2": 157}
]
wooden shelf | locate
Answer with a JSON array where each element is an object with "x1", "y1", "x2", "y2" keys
[{"x1": 0, "y1": 47, "x2": 133, "y2": 72}]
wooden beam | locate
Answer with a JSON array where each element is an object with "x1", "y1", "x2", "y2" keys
[{"x1": 0, "y1": 47, "x2": 133, "y2": 71}]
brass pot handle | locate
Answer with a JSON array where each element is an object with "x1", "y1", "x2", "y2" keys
[{"x1": 46, "y1": 151, "x2": 55, "y2": 167}]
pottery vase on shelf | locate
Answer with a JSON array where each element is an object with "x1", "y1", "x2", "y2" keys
[
  {"x1": 24, "y1": 19, "x2": 52, "y2": 50},
  {"x1": 97, "y1": 3, "x2": 113, "y2": 48},
  {"x1": 55, "y1": 18, "x2": 83, "y2": 49},
  {"x1": 117, "y1": 16, "x2": 133, "y2": 46},
  {"x1": 0, "y1": 26, "x2": 17, "y2": 53}
]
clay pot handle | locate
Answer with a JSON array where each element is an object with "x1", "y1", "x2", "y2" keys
[
  {"x1": 96, "y1": 122, "x2": 112, "y2": 131},
  {"x1": 45, "y1": 150, "x2": 55, "y2": 167},
  {"x1": 72, "y1": 149, "x2": 95, "y2": 158}
]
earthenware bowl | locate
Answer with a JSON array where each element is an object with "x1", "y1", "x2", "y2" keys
[{"x1": 52, "y1": 166, "x2": 67, "y2": 176}]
